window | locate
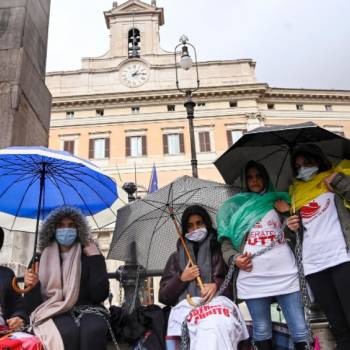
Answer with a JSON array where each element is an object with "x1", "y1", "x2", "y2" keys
[
  {"x1": 88, "y1": 138, "x2": 110, "y2": 159},
  {"x1": 227, "y1": 130, "x2": 244, "y2": 147},
  {"x1": 63, "y1": 140, "x2": 75, "y2": 154},
  {"x1": 229, "y1": 101, "x2": 237, "y2": 108},
  {"x1": 66, "y1": 111, "x2": 74, "y2": 118},
  {"x1": 167, "y1": 104, "x2": 176, "y2": 112},
  {"x1": 128, "y1": 28, "x2": 141, "y2": 58},
  {"x1": 267, "y1": 103, "x2": 275, "y2": 110},
  {"x1": 163, "y1": 133, "x2": 184, "y2": 155},
  {"x1": 131, "y1": 106, "x2": 140, "y2": 114},
  {"x1": 197, "y1": 102, "x2": 206, "y2": 108},
  {"x1": 126, "y1": 135, "x2": 147, "y2": 157},
  {"x1": 198, "y1": 131, "x2": 211, "y2": 152},
  {"x1": 296, "y1": 104, "x2": 304, "y2": 111},
  {"x1": 325, "y1": 104, "x2": 332, "y2": 111},
  {"x1": 96, "y1": 109, "x2": 104, "y2": 117}
]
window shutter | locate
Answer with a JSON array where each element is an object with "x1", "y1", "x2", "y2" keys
[
  {"x1": 199, "y1": 131, "x2": 211, "y2": 152},
  {"x1": 63, "y1": 140, "x2": 74, "y2": 154},
  {"x1": 204, "y1": 131, "x2": 211, "y2": 152},
  {"x1": 125, "y1": 137, "x2": 131, "y2": 157},
  {"x1": 163, "y1": 134, "x2": 168, "y2": 154},
  {"x1": 88, "y1": 139, "x2": 94, "y2": 159},
  {"x1": 199, "y1": 132, "x2": 204, "y2": 152},
  {"x1": 226, "y1": 130, "x2": 233, "y2": 147},
  {"x1": 179, "y1": 133, "x2": 185, "y2": 153},
  {"x1": 142, "y1": 135, "x2": 147, "y2": 156},
  {"x1": 105, "y1": 138, "x2": 110, "y2": 158}
]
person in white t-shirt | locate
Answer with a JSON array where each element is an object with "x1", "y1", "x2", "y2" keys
[
  {"x1": 218, "y1": 161, "x2": 309, "y2": 350},
  {"x1": 287, "y1": 144, "x2": 350, "y2": 350}
]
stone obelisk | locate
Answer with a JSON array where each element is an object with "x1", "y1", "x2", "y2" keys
[
  {"x1": 0, "y1": 0, "x2": 51, "y2": 271},
  {"x1": 0, "y1": 0, "x2": 51, "y2": 148}
]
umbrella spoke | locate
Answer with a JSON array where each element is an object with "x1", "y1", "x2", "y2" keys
[
  {"x1": 53, "y1": 171, "x2": 117, "y2": 217},
  {"x1": 51, "y1": 173, "x2": 102, "y2": 229},
  {"x1": 0, "y1": 172, "x2": 41, "y2": 199},
  {"x1": 145, "y1": 209, "x2": 174, "y2": 268},
  {"x1": 45, "y1": 173, "x2": 67, "y2": 208},
  {"x1": 275, "y1": 149, "x2": 290, "y2": 188},
  {"x1": 47, "y1": 163, "x2": 117, "y2": 197},
  {"x1": 10, "y1": 173, "x2": 40, "y2": 232}
]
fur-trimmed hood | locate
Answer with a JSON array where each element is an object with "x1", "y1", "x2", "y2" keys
[{"x1": 38, "y1": 206, "x2": 91, "y2": 251}]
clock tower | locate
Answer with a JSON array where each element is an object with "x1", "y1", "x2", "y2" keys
[{"x1": 103, "y1": 0, "x2": 165, "y2": 58}]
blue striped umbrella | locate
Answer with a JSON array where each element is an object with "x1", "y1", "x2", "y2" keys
[{"x1": 0, "y1": 146, "x2": 128, "y2": 256}]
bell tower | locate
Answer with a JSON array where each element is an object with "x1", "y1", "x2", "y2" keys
[{"x1": 104, "y1": 0, "x2": 165, "y2": 58}]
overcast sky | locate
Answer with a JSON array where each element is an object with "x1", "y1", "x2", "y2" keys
[{"x1": 47, "y1": 0, "x2": 350, "y2": 90}]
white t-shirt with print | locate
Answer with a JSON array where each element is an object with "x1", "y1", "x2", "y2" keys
[
  {"x1": 301, "y1": 192, "x2": 350, "y2": 275},
  {"x1": 167, "y1": 296, "x2": 249, "y2": 350},
  {"x1": 237, "y1": 209, "x2": 300, "y2": 299}
]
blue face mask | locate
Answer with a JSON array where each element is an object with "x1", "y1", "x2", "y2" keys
[
  {"x1": 55, "y1": 228, "x2": 77, "y2": 247},
  {"x1": 296, "y1": 166, "x2": 319, "y2": 182}
]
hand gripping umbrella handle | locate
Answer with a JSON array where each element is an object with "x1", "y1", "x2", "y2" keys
[{"x1": 12, "y1": 257, "x2": 39, "y2": 294}]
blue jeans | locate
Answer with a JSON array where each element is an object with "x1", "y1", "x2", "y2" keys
[{"x1": 245, "y1": 291, "x2": 308, "y2": 343}]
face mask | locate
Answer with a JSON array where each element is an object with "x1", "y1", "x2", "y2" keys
[
  {"x1": 185, "y1": 227, "x2": 208, "y2": 242},
  {"x1": 296, "y1": 166, "x2": 319, "y2": 181},
  {"x1": 55, "y1": 228, "x2": 77, "y2": 247}
]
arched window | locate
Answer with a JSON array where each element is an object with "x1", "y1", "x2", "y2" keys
[{"x1": 128, "y1": 28, "x2": 140, "y2": 58}]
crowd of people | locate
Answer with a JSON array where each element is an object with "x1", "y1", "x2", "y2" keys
[{"x1": 0, "y1": 143, "x2": 350, "y2": 350}]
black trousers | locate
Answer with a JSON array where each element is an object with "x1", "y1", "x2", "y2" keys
[
  {"x1": 54, "y1": 312, "x2": 108, "y2": 350},
  {"x1": 307, "y1": 262, "x2": 350, "y2": 350}
]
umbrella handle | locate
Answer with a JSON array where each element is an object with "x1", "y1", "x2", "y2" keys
[
  {"x1": 12, "y1": 260, "x2": 39, "y2": 295},
  {"x1": 186, "y1": 293, "x2": 203, "y2": 307}
]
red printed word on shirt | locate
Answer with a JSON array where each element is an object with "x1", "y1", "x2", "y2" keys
[
  {"x1": 247, "y1": 217, "x2": 284, "y2": 247},
  {"x1": 187, "y1": 304, "x2": 231, "y2": 325}
]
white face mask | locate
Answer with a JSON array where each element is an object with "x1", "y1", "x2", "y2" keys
[
  {"x1": 185, "y1": 227, "x2": 208, "y2": 242},
  {"x1": 296, "y1": 166, "x2": 319, "y2": 181}
]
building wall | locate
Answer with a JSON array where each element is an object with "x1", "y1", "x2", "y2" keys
[{"x1": 45, "y1": 0, "x2": 350, "y2": 305}]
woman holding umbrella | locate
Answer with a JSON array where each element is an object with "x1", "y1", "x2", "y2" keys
[
  {"x1": 24, "y1": 206, "x2": 110, "y2": 350},
  {"x1": 287, "y1": 144, "x2": 350, "y2": 350},
  {"x1": 217, "y1": 161, "x2": 309, "y2": 350},
  {"x1": 159, "y1": 205, "x2": 250, "y2": 350}
]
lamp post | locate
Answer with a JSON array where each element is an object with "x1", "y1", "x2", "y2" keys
[{"x1": 174, "y1": 35, "x2": 200, "y2": 178}]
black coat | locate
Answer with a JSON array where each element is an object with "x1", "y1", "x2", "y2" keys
[
  {"x1": 25, "y1": 253, "x2": 109, "y2": 314},
  {"x1": 0, "y1": 266, "x2": 27, "y2": 322}
]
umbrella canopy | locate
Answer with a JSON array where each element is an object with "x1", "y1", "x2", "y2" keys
[
  {"x1": 214, "y1": 122, "x2": 350, "y2": 191},
  {"x1": 108, "y1": 176, "x2": 237, "y2": 271},
  {"x1": 0, "y1": 146, "x2": 128, "y2": 235}
]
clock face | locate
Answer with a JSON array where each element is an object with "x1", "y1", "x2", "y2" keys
[{"x1": 120, "y1": 62, "x2": 149, "y2": 88}]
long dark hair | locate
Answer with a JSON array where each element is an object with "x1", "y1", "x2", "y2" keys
[
  {"x1": 245, "y1": 160, "x2": 270, "y2": 192},
  {"x1": 181, "y1": 205, "x2": 214, "y2": 236},
  {"x1": 291, "y1": 144, "x2": 332, "y2": 177}
]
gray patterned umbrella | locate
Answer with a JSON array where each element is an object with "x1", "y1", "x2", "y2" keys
[{"x1": 107, "y1": 176, "x2": 237, "y2": 271}]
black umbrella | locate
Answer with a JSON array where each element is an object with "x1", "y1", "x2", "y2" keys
[
  {"x1": 214, "y1": 122, "x2": 350, "y2": 191},
  {"x1": 108, "y1": 175, "x2": 237, "y2": 271}
]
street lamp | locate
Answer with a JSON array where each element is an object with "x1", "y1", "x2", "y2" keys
[{"x1": 174, "y1": 35, "x2": 200, "y2": 178}]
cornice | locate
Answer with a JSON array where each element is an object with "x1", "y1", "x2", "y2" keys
[
  {"x1": 50, "y1": 84, "x2": 268, "y2": 110},
  {"x1": 50, "y1": 107, "x2": 258, "y2": 128},
  {"x1": 263, "y1": 87, "x2": 350, "y2": 102},
  {"x1": 50, "y1": 106, "x2": 350, "y2": 129},
  {"x1": 46, "y1": 58, "x2": 255, "y2": 77}
]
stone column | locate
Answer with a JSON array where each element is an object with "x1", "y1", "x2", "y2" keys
[{"x1": 0, "y1": 0, "x2": 51, "y2": 148}]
